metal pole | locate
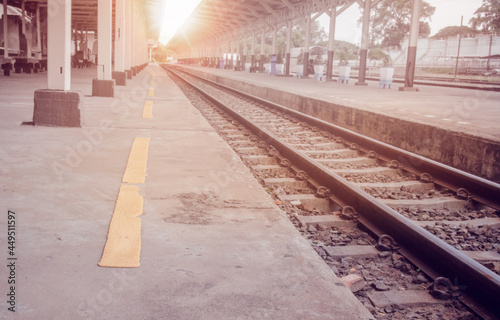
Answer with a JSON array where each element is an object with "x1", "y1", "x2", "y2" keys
[
  {"x1": 356, "y1": 0, "x2": 370, "y2": 85},
  {"x1": 487, "y1": 34, "x2": 492, "y2": 71},
  {"x1": 326, "y1": 5, "x2": 337, "y2": 81},
  {"x1": 285, "y1": 19, "x2": 292, "y2": 76},
  {"x1": 303, "y1": 14, "x2": 311, "y2": 77},
  {"x1": 454, "y1": 16, "x2": 463, "y2": 79},
  {"x1": 2, "y1": 0, "x2": 8, "y2": 58},
  {"x1": 260, "y1": 30, "x2": 265, "y2": 72},
  {"x1": 400, "y1": 0, "x2": 422, "y2": 91}
]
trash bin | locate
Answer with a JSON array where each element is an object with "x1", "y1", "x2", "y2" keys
[{"x1": 270, "y1": 55, "x2": 277, "y2": 75}]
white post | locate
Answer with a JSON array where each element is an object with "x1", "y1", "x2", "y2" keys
[
  {"x1": 97, "y1": 0, "x2": 112, "y2": 80},
  {"x1": 114, "y1": 0, "x2": 125, "y2": 72},
  {"x1": 326, "y1": 5, "x2": 337, "y2": 80},
  {"x1": 285, "y1": 19, "x2": 292, "y2": 75},
  {"x1": 3, "y1": 0, "x2": 9, "y2": 58},
  {"x1": 35, "y1": 4, "x2": 41, "y2": 59},
  {"x1": 272, "y1": 26, "x2": 277, "y2": 55},
  {"x1": 47, "y1": 0, "x2": 71, "y2": 90},
  {"x1": 303, "y1": 14, "x2": 311, "y2": 76},
  {"x1": 124, "y1": 0, "x2": 132, "y2": 74},
  {"x1": 131, "y1": 0, "x2": 136, "y2": 70},
  {"x1": 401, "y1": 0, "x2": 422, "y2": 90}
]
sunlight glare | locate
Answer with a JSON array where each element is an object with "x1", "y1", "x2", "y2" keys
[{"x1": 159, "y1": 0, "x2": 203, "y2": 44}]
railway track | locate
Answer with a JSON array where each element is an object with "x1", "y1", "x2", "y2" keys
[{"x1": 163, "y1": 65, "x2": 500, "y2": 319}]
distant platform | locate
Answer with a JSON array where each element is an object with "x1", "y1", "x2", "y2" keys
[{"x1": 175, "y1": 65, "x2": 500, "y2": 183}]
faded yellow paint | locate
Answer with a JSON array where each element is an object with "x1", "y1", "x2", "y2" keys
[
  {"x1": 122, "y1": 137, "x2": 150, "y2": 184},
  {"x1": 142, "y1": 100, "x2": 153, "y2": 119},
  {"x1": 98, "y1": 185, "x2": 143, "y2": 268},
  {"x1": 148, "y1": 88, "x2": 154, "y2": 96}
]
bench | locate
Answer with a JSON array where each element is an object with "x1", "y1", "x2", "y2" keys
[
  {"x1": 1, "y1": 62, "x2": 12, "y2": 76},
  {"x1": 14, "y1": 59, "x2": 35, "y2": 74}
]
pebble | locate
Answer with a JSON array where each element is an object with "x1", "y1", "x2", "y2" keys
[{"x1": 373, "y1": 282, "x2": 390, "y2": 291}]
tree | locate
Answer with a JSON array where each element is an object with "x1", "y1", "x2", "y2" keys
[
  {"x1": 431, "y1": 26, "x2": 480, "y2": 39},
  {"x1": 470, "y1": 0, "x2": 500, "y2": 33},
  {"x1": 364, "y1": 0, "x2": 436, "y2": 48},
  {"x1": 152, "y1": 44, "x2": 174, "y2": 62}
]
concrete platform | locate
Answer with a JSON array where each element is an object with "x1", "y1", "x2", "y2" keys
[
  {"x1": 176, "y1": 65, "x2": 500, "y2": 183},
  {"x1": 0, "y1": 64, "x2": 373, "y2": 319}
]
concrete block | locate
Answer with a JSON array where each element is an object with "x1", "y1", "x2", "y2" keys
[
  {"x1": 241, "y1": 155, "x2": 277, "y2": 165},
  {"x1": 92, "y1": 79, "x2": 114, "y2": 97},
  {"x1": 368, "y1": 290, "x2": 446, "y2": 308},
  {"x1": 33, "y1": 90, "x2": 81, "y2": 127},
  {"x1": 278, "y1": 194, "x2": 331, "y2": 212},
  {"x1": 112, "y1": 71, "x2": 127, "y2": 86},
  {"x1": 296, "y1": 214, "x2": 357, "y2": 228},
  {"x1": 381, "y1": 197, "x2": 467, "y2": 211},
  {"x1": 132, "y1": 67, "x2": 137, "y2": 76},
  {"x1": 324, "y1": 245, "x2": 378, "y2": 259},
  {"x1": 263, "y1": 178, "x2": 308, "y2": 188},
  {"x1": 341, "y1": 274, "x2": 366, "y2": 293},
  {"x1": 126, "y1": 69, "x2": 132, "y2": 79}
]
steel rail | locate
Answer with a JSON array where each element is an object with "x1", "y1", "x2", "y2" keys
[
  {"x1": 172, "y1": 66, "x2": 500, "y2": 211},
  {"x1": 167, "y1": 66, "x2": 500, "y2": 317}
]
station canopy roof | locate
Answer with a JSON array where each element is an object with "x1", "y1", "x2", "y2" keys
[
  {"x1": 4, "y1": 0, "x2": 166, "y2": 39},
  {"x1": 166, "y1": 0, "x2": 355, "y2": 52}
]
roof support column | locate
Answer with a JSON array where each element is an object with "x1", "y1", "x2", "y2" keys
[
  {"x1": 21, "y1": 0, "x2": 33, "y2": 59},
  {"x1": 21, "y1": 0, "x2": 27, "y2": 57},
  {"x1": 229, "y1": 40, "x2": 233, "y2": 69},
  {"x1": 124, "y1": 0, "x2": 132, "y2": 78},
  {"x1": 251, "y1": 33, "x2": 255, "y2": 69},
  {"x1": 400, "y1": 0, "x2": 421, "y2": 91},
  {"x1": 259, "y1": 30, "x2": 265, "y2": 72},
  {"x1": 242, "y1": 36, "x2": 247, "y2": 68},
  {"x1": 113, "y1": 0, "x2": 126, "y2": 85},
  {"x1": 303, "y1": 14, "x2": 311, "y2": 77},
  {"x1": 131, "y1": 0, "x2": 136, "y2": 75},
  {"x1": 326, "y1": 5, "x2": 337, "y2": 81},
  {"x1": 47, "y1": 0, "x2": 71, "y2": 90},
  {"x1": 33, "y1": 0, "x2": 81, "y2": 128},
  {"x1": 356, "y1": 0, "x2": 370, "y2": 86},
  {"x1": 236, "y1": 37, "x2": 241, "y2": 69},
  {"x1": 3, "y1": 0, "x2": 9, "y2": 58},
  {"x1": 272, "y1": 26, "x2": 277, "y2": 56},
  {"x1": 285, "y1": 19, "x2": 292, "y2": 76},
  {"x1": 35, "y1": 4, "x2": 41, "y2": 59},
  {"x1": 93, "y1": 0, "x2": 114, "y2": 96}
]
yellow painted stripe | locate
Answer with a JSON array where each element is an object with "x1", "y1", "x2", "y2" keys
[
  {"x1": 148, "y1": 88, "x2": 154, "y2": 97},
  {"x1": 142, "y1": 100, "x2": 153, "y2": 119},
  {"x1": 122, "y1": 138, "x2": 150, "y2": 184},
  {"x1": 98, "y1": 185, "x2": 143, "y2": 268},
  {"x1": 150, "y1": 80, "x2": 155, "y2": 86}
]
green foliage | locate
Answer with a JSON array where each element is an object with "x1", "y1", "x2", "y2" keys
[
  {"x1": 336, "y1": 50, "x2": 352, "y2": 66},
  {"x1": 470, "y1": 0, "x2": 500, "y2": 33},
  {"x1": 431, "y1": 26, "x2": 480, "y2": 39},
  {"x1": 152, "y1": 43, "x2": 174, "y2": 62},
  {"x1": 365, "y1": 0, "x2": 435, "y2": 48},
  {"x1": 368, "y1": 47, "x2": 387, "y2": 60}
]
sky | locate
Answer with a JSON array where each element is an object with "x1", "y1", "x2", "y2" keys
[{"x1": 159, "y1": 0, "x2": 485, "y2": 45}]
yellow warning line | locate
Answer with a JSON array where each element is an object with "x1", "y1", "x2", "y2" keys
[
  {"x1": 98, "y1": 185, "x2": 143, "y2": 268},
  {"x1": 122, "y1": 137, "x2": 150, "y2": 184},
  {"x1": 142, "y1": 100, "x2": 153, "y2": 119},
  {"x1": 148, "y1": 88, "x2": 154, "y2": 97},
  {"x1": 150, "y1": 80, "x2": 155, "y2": 86}
]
